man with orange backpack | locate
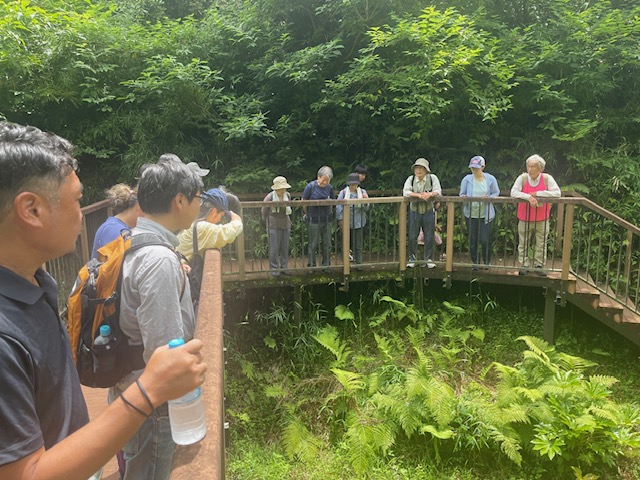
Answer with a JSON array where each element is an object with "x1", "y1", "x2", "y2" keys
[{"x1": 110, "y1": 158, "x2": 206, "y2": 480}]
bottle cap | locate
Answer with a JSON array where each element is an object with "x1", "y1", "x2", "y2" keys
[
  {"x1": 168, "y1": 338, "x2": 185, "y2": 349},
  {"x1": 99, "y1": 325, "x2": 111, "y2": 336}
]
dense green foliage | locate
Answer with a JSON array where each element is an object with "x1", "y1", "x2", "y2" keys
[
  {"x1": 225, "y1": 285, "x2": 640, "y2": 479},
  {"x1": 1, "y1": 0, "x2": 639, "y2": 212}
]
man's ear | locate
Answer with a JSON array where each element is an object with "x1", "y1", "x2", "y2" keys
[{"x1": 13, "y1": 191, "x2": 48, "y2": 228}]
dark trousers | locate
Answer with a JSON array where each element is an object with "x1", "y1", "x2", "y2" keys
[
  {"x1": 307, "y1": 221, "x2": 331, "y2": 266},
  {"x1": 466, "y1": 217, "x2": 493, "y2": 265},
  {"x1": 349, "y1": 227, "x2": 364, "y2": 264},
  {"x1": 408, "y1": 210, "x2": 435, "y2": 261}
]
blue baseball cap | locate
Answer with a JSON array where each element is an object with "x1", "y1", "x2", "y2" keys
[{"x1": 202, "y1": 188, "x2": 229, "y2": 212}]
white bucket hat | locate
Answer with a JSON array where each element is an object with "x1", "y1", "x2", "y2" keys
[
  {"x1": 412, "y1": 157, "x2": 430, "y2": 172},
  {"x1": 271, "y1": 176, "x2": 291, "y2": 190}
]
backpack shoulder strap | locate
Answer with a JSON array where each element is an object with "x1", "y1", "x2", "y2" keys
[
  {"x1": 192, "y1": 221, "x2": 200, "y2": 258},
  {"x1": 126, "y1": 233, "x2": 187, "y2": 301}
]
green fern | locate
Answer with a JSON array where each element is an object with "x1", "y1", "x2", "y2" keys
[
  {"x1": 282, "y1": 417, "x2": 322, "y2": 463},
  {"x1": 313, "y1": 324, "x2": 352, "y2": 368}
]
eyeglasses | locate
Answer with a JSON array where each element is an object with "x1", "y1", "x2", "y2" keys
[{"x1": 193, "y1": 194, "x2": 208, "y2": 206}]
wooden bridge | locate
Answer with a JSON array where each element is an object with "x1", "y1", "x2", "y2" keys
[{"x1": 48, "y1": 192, "x2": 640, "y2": 479}]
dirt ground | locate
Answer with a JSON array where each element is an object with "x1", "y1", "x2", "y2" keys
[{"x1": 82, "y1": 386, "x2": 120, "y2": 480}]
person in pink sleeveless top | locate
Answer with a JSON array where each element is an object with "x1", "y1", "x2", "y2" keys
[{"x1": 510, "y1": 154, "x2": 561, "y2": 276}]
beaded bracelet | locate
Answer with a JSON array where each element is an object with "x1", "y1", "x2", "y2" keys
[
  {"x1": 120, "y1": 391, "x2": 151, "y2": 418},
  {"x1": 136, "y1": 379, "x2": 155, "y2": 413}
]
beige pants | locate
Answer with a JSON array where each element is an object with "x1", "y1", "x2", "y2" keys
[{"x1": 517, "y1": 220, "x2": 549, "y2": 268}]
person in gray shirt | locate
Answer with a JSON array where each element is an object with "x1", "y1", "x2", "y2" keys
[{"x1": 110, "y1": 159, "x2": 205, "y2": 480}]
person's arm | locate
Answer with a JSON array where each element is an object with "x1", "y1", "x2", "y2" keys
[
  {"x1": 535, "y1": 174, "x2": 561, "y2": 198},
  {"x1": 459, "y1": 176, "x2": 469, "y2": 197},
  {"x1": 301, "y1": 183, "x2": 312, "y2": 215},
  {"x1": 261, "y1": 193, "x2": 271, "y2": 221},
  {"x1": 510, "y1": 173, "x2": 529, "y2": 200},
  {"x1": 431, "y1": 175, "x2": 442, "y2": 196},
  {"x1": 0, "y1": 341, "x2": 206, "y2": 480},
  {"x1": 335, "y1": 189, "x2": 344, "y2": 221},
  {"x1": 196, "y1": 216, "x2": 243, "y2": 250},
  {"x1": 488, "y1": 175, "x2": 500, "y2": 197},
  {"x1": 402, "y1": 176, "x2": 415, "y2": 198}
]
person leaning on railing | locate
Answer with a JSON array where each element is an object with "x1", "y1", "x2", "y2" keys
[
  {"x1": 302, "y1": 166, "x2": 335, "y2": 269},
  {"x1": 510, "y1": 154, "x2": 561, "y2": 276},
  {"x1": 403, "y1": 157, "x2": 442, "y2": 269},
  {"x1": 459, "y1": 155, "x2": 500, "y2": 270}
]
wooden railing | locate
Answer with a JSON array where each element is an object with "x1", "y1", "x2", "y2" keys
[{"x1": 54, "y1": 193, "x2": 640, "y2": 316}]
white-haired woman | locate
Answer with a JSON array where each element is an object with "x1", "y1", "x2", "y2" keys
[{"x1": 510, "y1": 154, "x2": 561, "y2": 276}]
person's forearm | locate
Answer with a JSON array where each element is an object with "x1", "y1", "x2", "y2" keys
[{"x1": 2, "y1": 382, "x2": 152, "y2": 480}]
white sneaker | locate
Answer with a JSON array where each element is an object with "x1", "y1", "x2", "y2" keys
[
  {"x1": 349, "y1": 250, "x2": 355, "y2": 262},
  {"x1": 426, "y1": 261, "x2": 436, "y2": 269},
  {"x1": 406, "y1": 255, "x2": 416, "y2": 268}
]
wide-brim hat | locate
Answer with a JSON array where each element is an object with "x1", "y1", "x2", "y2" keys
[
  {"x1": 271, "y1": 176, "x2": 291, "y2": 190},
  {"x1": 186, "y1": 161, "x2": 210, "y2": 177},
  {"x1": 412, "y1": 157, "x2": 430, "y2": 172},
  {"x1": 468, "y1": 155, "x2": 485, "y2": 169},
  {"x1": 346, "y1": 173, "x2": 360, "y2": 186}
]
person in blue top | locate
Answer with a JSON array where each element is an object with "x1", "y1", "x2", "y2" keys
[
  {"x1": 336, "y1": 173, "x2": 369, "y2": 265},
  {"x1": 459, "y1": 155, "x2": 500, "y2": 268},
  {"x1": 302, "y1": 166, "x2": 335, "y2": 268},
  {"x1": 91, "y1": 183, "x2": 140, "y2": 259}
]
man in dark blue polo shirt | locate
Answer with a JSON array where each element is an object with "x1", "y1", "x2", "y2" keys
[
  {"x1": 302, "y1": 165, "x2": 335, "y2": 268},
  {"x1": 0, "y1": 122, "x2": 207, "y2": 479}
]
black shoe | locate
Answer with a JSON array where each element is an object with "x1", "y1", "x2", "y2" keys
[
  {"x1": 534, "y1": 267, "x2": 547, "y2": 277},
  {"x1": 518, "y1": 269, "x2": 528, "y2": 276}
]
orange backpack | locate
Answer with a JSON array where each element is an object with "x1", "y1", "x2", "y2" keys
[{"x1": 67, "y1": 232, "x2": 171, "y2": 387}]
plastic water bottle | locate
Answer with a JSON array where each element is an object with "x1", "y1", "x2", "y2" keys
[
  {"x1": 93, "y1": 325, "x2": 115, "y2": 373},
  {"x1": 168, "y1": 338, "x2": 207, "y2": 445}
]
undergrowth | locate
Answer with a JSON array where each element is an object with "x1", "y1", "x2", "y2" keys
[{"x1": 225, "y1": 287, "x2": 640, "y2": 479}]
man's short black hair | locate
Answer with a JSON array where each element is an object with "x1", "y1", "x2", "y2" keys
[
  {"x1": 0, "y1": 122, "x2": 78, "y2": 217},
  {"x1": 137, "y1": 160, "x2": 204, "y2": 214}
]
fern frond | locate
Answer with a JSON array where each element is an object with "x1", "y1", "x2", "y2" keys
[
  {"x1": 314, "y1": 325, "x2": 352, "y2": 367},
  {"x1": 282, "y1": 417, "x2": 322, "y2": 462},
  {"x1": 555, "y1": 352, "x2": 597, "y2": 371},
  {"x1": 512, "y1": 386, "x2": 545, "y2": 403},
  {"x1": 344, "y1": 413, "x2": 379, "y2": 475},
  {"x1": 501, "y1": 403, "x2": 532, "y2": 424},
  {"x1": 489, "y1": 427, "x2": 523, "y2": 466},
  {"x1": 331, "y1": 368, "x2": 365, "y2": 392},
  {"x1": 517, "y1": 335, "x2": 553, "y2": 363}
]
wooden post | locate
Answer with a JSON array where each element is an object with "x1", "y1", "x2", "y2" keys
[
  {"x1": 555, "y1": 202, "x2": 565, "y2": 254},
  {"x1": 237, "y1": 207, "x2": 246, "y2": 280},
  {"x1": 543, "y1": 288, "x2": 556, "y2": 345},
  {"x1": 342, "y1": 201, "x2": 350, "y2": 275},
  {"x1": 444, "y1": 202, "x2": 454, "y2": 288},
  {"x1": 624, "y1": 230, "x2": 633, "y2": 283},
  {"x1": 399, "y1": 201, "x2": 407, "y2": 271},
  {"x1": 561, "y1": 204, "x2": 574, "y2": 282}
]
